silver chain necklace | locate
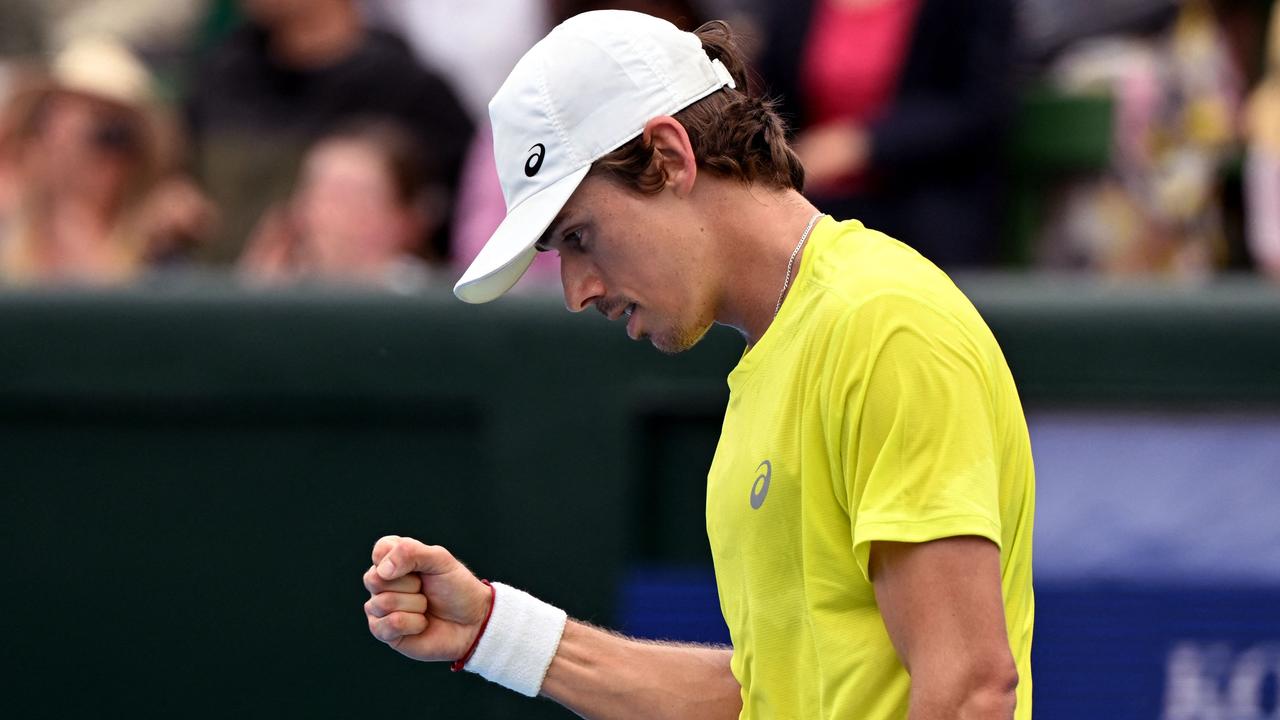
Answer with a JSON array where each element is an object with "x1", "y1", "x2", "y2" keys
[{"x1": 773, "y1": 212, "x2": 825, "y2": 318}]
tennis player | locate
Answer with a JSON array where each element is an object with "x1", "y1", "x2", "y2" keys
[{"x1": 363, "y1": 10, "x2": 1034, "y2": 719}]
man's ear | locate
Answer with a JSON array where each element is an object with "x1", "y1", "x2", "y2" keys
[{"x1": 643, "y1": 116, "x2": 697, "y2": 196}]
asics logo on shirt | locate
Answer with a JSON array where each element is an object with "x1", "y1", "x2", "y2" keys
[{"x1": 751, "y1": 460, "x2": 772, "y2": 509}]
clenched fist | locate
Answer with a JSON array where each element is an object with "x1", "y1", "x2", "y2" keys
[{"x1": 362, "y1": 535, "x2": 492, "y2": 662}]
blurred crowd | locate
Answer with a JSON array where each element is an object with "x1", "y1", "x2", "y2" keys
[{"x1": 0, "y1": 0, "x2": 1277, "y2": 291}]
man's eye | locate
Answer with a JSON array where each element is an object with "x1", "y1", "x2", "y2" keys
[{"x1": 564, "y1": 229, "x2": 585, "y2": 251}]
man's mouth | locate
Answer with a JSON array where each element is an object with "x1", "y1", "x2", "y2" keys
[
  {"x1": 625, "y1": 304, "x2": 641, "y2": 340},
  {"x1": 600, "y1": 300, "x2": 636, "y2": 322}
]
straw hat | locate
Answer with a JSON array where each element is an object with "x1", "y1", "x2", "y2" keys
[{"x1": 49, "y1": 36, "x2": 154, "y2": 108}]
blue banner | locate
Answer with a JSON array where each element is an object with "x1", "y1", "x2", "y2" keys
[{"x1": 620, "y1": 571, "x2": 1280, "y2": 718}]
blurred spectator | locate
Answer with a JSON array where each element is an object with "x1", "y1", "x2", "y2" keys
[
  {"x1": 0, "y1": 77, "x2": 24, "y2": 239},
  {"x1": 1244, "y1": 1, "x2": 1280, "y2": 279},
  {"x1": 0, "y1": 0, "x2": 46, "y2": 58},
  {"x1": 1015, "y1": 0, "x2": 1177, "y2": 63},
  {"x1": 239, "y1": 119, "x2": 437, "y2": 291},
  {"x1": 0, "y1": 39, "x2": 189, "y2": 284},
  {"x1": 358, "y1": 0, "x2": 548, "y2": 123},
  {"x1": 0, "y1": 0, "x2": 210, "y2": 106},
  {"x1": 359, "y1": 0, "x2": 550, "y2": 288},
  {"x1": 758, "y1": 0, "x2": 1017, "y2": 267},
  {"x1": 1038, "y1": 0, "x2": 1241, "y2": 274},
  {"x1": 697, "y1": 0, "x2": 770, "y2": 62},
  {"x1": 0, "y1": 1, "x2": 45, "y2": 128},
  {"x1": 550, "y1": 0, "x2": 705, "y2": 26},
  {"x1": 186, "y1": 0, "x2": 472, "y2": 265},
  {"x1": 0, "y1": 0, "x2": 208, "y2": 56},
  {"x1": 41, "y1": 0, "x2": 209, "y2": 57}
]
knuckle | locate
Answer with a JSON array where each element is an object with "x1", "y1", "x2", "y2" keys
[
  {"x1": 392, "y1": 572, "x2": 419, "y2": 589},
  {"x1": 372, "y1": 618, "x2": 396, "y2": 642},
  {"x1": 401, "y1": 537, "x2": 427, "y2": 555},
  {"x1": 400, "y1": 613, "x2": 424, "y2": 635}
]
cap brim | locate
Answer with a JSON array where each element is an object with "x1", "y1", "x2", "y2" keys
[{"x1": 454, "y1": 165, "x2": 590, "y2": 304}]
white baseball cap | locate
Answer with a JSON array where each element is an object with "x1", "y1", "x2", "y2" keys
[{"x1": 453, "y1": 10, "x2": 737, "y2": 304}]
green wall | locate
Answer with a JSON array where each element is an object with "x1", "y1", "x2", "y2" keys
[{"x1": 1, "y1": 277, "x2": 1277, "y2": 717}]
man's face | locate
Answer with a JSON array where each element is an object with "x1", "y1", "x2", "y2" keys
[{"x1": 537, "y1": 174, "x2": 717, "y2": 354}]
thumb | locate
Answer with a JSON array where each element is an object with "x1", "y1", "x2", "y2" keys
[
  {"x1": 376, "y1": 538, "x2": 457, "y2": 580},
  {"x1": 371, "y1": 535, "x2": 402, "y2": 567}
]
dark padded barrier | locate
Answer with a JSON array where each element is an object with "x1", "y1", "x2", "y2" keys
[{"x1": 1, "y1": 276, "x2": 1277, "y2": 717}]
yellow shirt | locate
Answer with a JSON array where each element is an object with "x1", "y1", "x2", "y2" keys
[{"x1": 706, "y1": 218, "x2": 1035, "y2": 719}]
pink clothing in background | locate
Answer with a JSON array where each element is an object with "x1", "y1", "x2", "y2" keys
[
  {"x1": 800, "y1": 0, "x2": 921, "y2": 127},
  {"x1": 1247, "y1": 149, "x2": 1280, "y2": 276},
  {"x1": 451, "y1": 123, "x2": 561, "y2": 291},
  {"x1": 799, "y1": 0, "x2": 921, "y2": 194}
]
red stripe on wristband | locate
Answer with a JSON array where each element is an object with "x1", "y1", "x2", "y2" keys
[{"x1": 451, "y1": 579, "x2": 495, "y2": 672}]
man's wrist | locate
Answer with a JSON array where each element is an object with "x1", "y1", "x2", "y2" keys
[
  {"x1": 451, "y1": 580, "x2": 495, "y2": 671},
  {"x1": 465, "y1": 578, "x2": 495, "y2": 647},
  {"x1": 457, "y1": 582, "x2": 568, "y2": 697}
]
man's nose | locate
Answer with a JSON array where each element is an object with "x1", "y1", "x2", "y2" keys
[{"x1": 559, "y1": 254, "x2": 605, "y2": 313}]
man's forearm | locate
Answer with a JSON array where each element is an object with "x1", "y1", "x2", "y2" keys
[{"x1": 540, "y1": 620, "x2": 741, "y2": 720}]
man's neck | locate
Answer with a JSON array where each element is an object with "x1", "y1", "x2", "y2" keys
[
  {"x1": 270, "y1": 1, "x2": 363, "y2": 69},
  {"x1": 710, "y1": 188, "x2": 822, "y2": 347}
]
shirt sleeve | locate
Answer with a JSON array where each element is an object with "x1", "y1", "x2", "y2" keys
[{"x1": 834, "y1": 292, "x2": 1004, "y2": 583}]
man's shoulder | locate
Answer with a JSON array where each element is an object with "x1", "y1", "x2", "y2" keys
[
  {"x1": 804, "y1": 219, "x2": 972, "y2": 319},
  {"x1": 795, "y1": 219, "x2": 995, "y2": 369}
]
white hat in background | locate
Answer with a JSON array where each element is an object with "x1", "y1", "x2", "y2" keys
[
  {"x1": 51, "y1": 37, "x2": 154, "y2": 109},
  {"x1": 453, "y1": 10, "x2": 736, "y2": 304}
]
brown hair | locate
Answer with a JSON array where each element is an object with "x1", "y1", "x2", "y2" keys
[{"x1": 588, "y1": 20, "x2": 804, "y2": 194}]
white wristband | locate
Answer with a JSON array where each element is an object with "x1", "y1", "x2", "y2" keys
[{"x1": 462, "y1": 582, "x2": 568, "y2": 697}]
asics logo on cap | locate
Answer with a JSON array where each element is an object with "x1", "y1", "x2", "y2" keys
[{"x1": 525, "y1": 143, "x2": 546, "y2": 177}]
